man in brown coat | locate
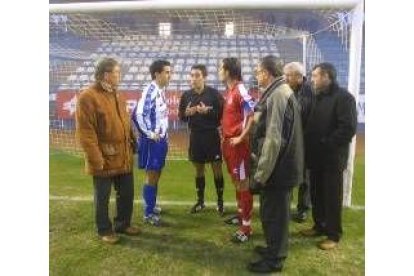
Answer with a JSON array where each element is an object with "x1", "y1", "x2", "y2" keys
[{"x1": 76, "y1": 58, "x2": 140, "y2": 244}]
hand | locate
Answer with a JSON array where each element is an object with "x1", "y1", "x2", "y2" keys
[
  {"x1": 92, "y1": 159, "x2": 104, "y2": 171},
  {"x1": 150, "y1": 132, "x2": 161, "y2": 142},
  {"x1": 229, "y1": 136, "x2": 243, "y2": 146},
  {"x1": 250, "y1": 153, "x2": 258, "y2": 163},
  {"x1": 249, "y1": 180, "x2": 263, "y2": 195},
  {"x1": 185, "y1": 105, "x2": 197, "y2": 117},
  {"x1": 196, "y1": 102, "x2": 213, "y2": 114}
]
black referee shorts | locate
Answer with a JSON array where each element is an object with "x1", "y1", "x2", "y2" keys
[{"x1": 189, "y1": 129, "x2": 222, "y2": 163}]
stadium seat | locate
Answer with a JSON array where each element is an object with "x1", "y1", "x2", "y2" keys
[
  {"x1": 171, "y1": 74, "x2": 180, "y2": 82},
  {"x1": 79, "y1": 75, "x2": 89, "y2": 82},
  {"x1": 50, "y1": 32, "x2": 347, "y2": 99},
  {"x1": 207, "y1": 74, "x2": 217, "y2": 82},
  {"x1": 198, "y1": 59, "x2": 207, "y2": 65},
  {"x1": 123, "y1": 59, "x2": 132, "y2": 66},
  {"x1": 144, "y1": 59, "x2": 152, "y2": 66},
  {"x1": 129, "y1": 66, "x2": 138, "y2": 73},
  {"x1": 174, "y1": 64, "x2": 183, "y2": 73},
  {"x1": 68, "y1": 75, "x2": 78, "y2": 82},
  {"x1": 244, "y1": 67, "x2": 252, "y2": 73},
  {"x1": 124, "y1": 74, "x2": 133, "y2": 81}
]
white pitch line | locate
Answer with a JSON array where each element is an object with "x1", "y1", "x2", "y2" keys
[{"x1": 50, "y1": 195, "x2": 365, "y2": 210}]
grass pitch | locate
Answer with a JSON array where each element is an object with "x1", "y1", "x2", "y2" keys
[{"x1": 50, "y1": 150, "x2": 364, "y2": 275}]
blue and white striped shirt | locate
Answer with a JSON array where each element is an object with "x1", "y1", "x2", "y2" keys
[{"x1": 132, "y1": 81, "x2": 169, "y2": 139}]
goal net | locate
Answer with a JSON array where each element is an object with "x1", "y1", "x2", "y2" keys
[{"x1": 49, "y1": 0, "x2": 364, "y2": 206}]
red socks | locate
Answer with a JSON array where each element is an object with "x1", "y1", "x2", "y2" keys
[
  {"x1": 239, "y1": 190, "x2": 253, "y2": 234},
  {"x1": 236, "y1": 190, "x2": 242, "y2": 219}
]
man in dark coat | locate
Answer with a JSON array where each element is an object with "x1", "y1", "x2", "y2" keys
[
  {"x1": 283, "y1": 62, "x2": 313, "y2": 223},
  {"x1": 300, "y1": 62, "x2": 357, "y2": 250},
  {"x1": 247, "y1": 55, "x2": 304, "y2": 273}
]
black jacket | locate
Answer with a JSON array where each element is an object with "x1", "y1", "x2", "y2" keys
[
  {"x1": 293, "y1": 77, "x2": 313, "y2": 129},
  {"x1": 250, "y1": 77, "x2": 304, "y2": 188},
  {"x1": 178, "y1": 86, "x2": 223, "y2": 131},
  {"x1": 304, "y1": 82, "x2": 357, "y2": 171}
]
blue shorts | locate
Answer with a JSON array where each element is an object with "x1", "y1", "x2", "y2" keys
[{"x1": 137, "y1": 137, "x2": 168, "y2": 171}]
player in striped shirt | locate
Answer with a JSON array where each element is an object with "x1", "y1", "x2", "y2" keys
[{"x1": 131, "y1": 60, "x2": 171, "y2": 226}]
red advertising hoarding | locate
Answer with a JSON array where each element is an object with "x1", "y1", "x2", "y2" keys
[{"x1": 55, "y1": 90, "x2": 184, "y2": 120}]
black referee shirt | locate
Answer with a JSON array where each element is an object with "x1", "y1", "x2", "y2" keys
[{"x1": 178, "y1": 86, "x2": 224, "y2": 131}]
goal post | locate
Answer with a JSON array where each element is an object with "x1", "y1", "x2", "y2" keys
[
  {"x1": 49, "y1": 0, "x2": 361, "y2": 12},
  {"x1": 344, "y1": 0, "x2": 364, "y2": 206}
]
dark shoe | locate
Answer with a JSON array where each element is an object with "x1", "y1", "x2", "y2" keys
[
  {"x1": 291, "y1": 211, "x2": 307, "y2": 223},
  {"x1": 116, "y1": 226, "x2": 141, "y2": 236},
  {"x1": 318, "y1": 239, "x2": 338, "y2": 250},
  {"x1": 216, "y1": 200, "x2": 224, "y2": 216},
  {"x1": 100, "y1": 233, "x2": 120, "y2": 244},
  {"x1": 247, "y1": 259, "x2": 283, "y2": 273},
  {"x1": 254, "y1": 245, "x2": 269, "y2": 256},
  {"x1": 300, "y1": 228, "x2": 325, "y2": 237},
  {"x1": 224, "y1": 214, "x2": 240, "y2": 225},
  {"x1": 190, "y1": 201, "x2": 205, "y2": 214}
]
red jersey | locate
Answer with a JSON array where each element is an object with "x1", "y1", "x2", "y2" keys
[{"x1": 222, "y1": 82, "x2": 256, "y2": 138}]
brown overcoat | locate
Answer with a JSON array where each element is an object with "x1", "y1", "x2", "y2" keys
[{"x1": 75, "y1": 83, "x2": 135, "y2": 176}]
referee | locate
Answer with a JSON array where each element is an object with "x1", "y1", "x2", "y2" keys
[{"x1": 178, "y1": 64, "x2": 225, "y2": 215}]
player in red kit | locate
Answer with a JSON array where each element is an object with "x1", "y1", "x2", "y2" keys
[{"x1": 219, "y1": 57, "x2": 256, "y2": 243}]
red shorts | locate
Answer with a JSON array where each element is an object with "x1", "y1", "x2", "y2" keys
[{"x1": 222, "y1": 138, "x2": 250, "y2": 182}]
